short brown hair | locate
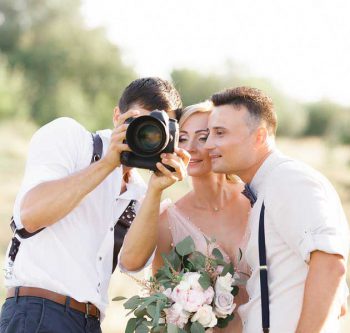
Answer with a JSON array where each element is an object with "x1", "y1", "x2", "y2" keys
[
  {"x1": 211, "y1": 86, "x2": 277, "y2": 135},
  {"x1": 119, "y1": 77, "x2": 182, "y2": 115}
]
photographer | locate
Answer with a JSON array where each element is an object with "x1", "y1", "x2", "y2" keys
[{"x1": 0, "y1": 77, "x2": 188, "y2": 333}]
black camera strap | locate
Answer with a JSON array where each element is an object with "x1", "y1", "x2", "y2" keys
[
  {"x1": 8, "y1": 133, "x2": 103, "y2": 262},
  {"x1": 112, "y1": 200, "x2": 137, "y2": 272},
  {"x1": 259, "y1": 202, "x2": 270, "y2": 333}
]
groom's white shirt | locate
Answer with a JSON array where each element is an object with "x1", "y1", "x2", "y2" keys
[
  {"x1": 3, "y1": 117, "x2": 150, "y2": 318},
  {"x1": 238, "y1": 150, "x2": 349, "y2": 333}
]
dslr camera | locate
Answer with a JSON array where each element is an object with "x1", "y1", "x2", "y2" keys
[{"x1": 120, "y1": 110, "x2": 179, "y2": 171}]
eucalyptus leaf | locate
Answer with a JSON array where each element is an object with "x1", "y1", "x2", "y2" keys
[
  {"x1": 221, "y1": 262, "x2": 234, "y2": 276},
  {"x1": 187, "y1": 251, "x2": 206, "y2": 270},
  {"x1": 175, "y1": 236, "x2": 196, "y2": 256},
  {"x1": 217, "y1": 314, "x2": 234, "y2": 328},
  {"x1": 152, "y1": 300, "x2": 161, "y2": 326},
  {"x1": 198, "y1": 272, "x2": 211, "y2": 290},
  {"x1": 147, "y1": 304, "x2": 157, "y2": 319},
  {"x1": 124, "y1": 296, "x2": 142, "y2": 310},
  {"x1": 135, "y1": 323, "x2": 149, "y2": 333},
  {"x1": 112, "y1": 296, "x2": 127, "y2": 301},
  {"x1": 134, "y1": 307, "x2": 148, "y2": 318},
  {"x1": 167, "y1": 323, "x2": 179, "y2": 333},
  {"x1": 232, "y1": 285, "x2": 239, "y2": 296},
  {"x1": 212, "y1": 248, "x2": 224, "y2": 260},
  {"x1": 125, "y1": 318, "x2": 137, "y2": 333},
  {"x1": 190, "y1": 322, "x2": 205, "y2": 333}
]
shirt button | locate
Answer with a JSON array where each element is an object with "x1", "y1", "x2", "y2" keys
[
  {"x1": 99, "y1": 256, "x2": 102, "y2": 261},
  {"x1": 110, "y1": 227, "x2": 113, "y2": 231}
]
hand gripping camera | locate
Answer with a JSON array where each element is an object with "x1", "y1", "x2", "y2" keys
[{"x1": 120, "y1": 110, "x2": 179, "y2": 171}]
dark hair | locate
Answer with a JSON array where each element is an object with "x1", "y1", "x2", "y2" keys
[
  {"x1": 211, "y1": 86, "x2": 277, "y2": 135},
  {"x1": 119, "y1": 77, "x2": 182, "y2": 115}
]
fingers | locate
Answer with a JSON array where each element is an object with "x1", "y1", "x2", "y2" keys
[
  {"x1": 155, "y1": 162, "x2": 180, "y2": 181},
  {"x1": 175, "y1": 147, "x2": 191, "y2": 167},
  {"x1": 115, "y1": 110, "x2": 140, "y2": 128},
  {"x1": 160, "y1": 153, "x2": 187, "y2": 181}
]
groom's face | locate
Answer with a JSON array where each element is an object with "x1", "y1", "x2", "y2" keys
[{"x1": 205, "y1": 104, "x2": 257, "y2": 176}]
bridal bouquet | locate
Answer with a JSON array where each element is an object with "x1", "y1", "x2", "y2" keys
[{"x1": 114, "y1": 236, "x2": 242, "y2": 333}]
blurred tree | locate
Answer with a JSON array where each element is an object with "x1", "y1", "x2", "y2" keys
[
  {"x1": 172, "y1": 67, "x2": 307, "y2": 137},
  {"x1": 304, "y1": 101, "x2": 342, "y2": 136},
  {"x1": 0, "y1": 0, "x2": 136, "y2": 128},
  {"x1": 0, "y1": 56, "x2": 29, "y2": 120}
]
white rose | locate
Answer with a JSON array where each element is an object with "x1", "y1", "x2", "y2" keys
[
  {"x1": 163, "y1": 288, "x2": 172, "y2": 298},
  {"x1": 215, "y1": 273, "x2": 234, "y2": 293},
  {"x1": 214, "y1": 292, "x2": 236, "y2": 318},
  {"x1": 165, "y1": 303, "x2": 191, "y2": 329},
  {"x1": 183, "y1": 272, "x2": 202, "y2": 291},
  {"x1": 191, "y1": 304, "x2": 218, "y2": 328}
]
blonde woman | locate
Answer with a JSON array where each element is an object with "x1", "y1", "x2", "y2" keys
[{"x1": 152, "y1": 102, "x2": 251, "y2": 332}]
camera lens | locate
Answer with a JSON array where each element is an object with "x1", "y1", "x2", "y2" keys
[
  {"x1": 136, "y1": 123, "x2": 162, "y2": 152},
  {"x1": 126, "y1": 116, "x2": 169, "y2": 157}
]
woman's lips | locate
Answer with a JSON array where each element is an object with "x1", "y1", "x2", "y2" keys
[{"x1": 189, "y1": 159, "x2": 202, "y2": 165}]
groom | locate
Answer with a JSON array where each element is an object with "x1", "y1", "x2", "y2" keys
[{"x1": 205, "y1": 86, "x2": 349, "y2": 333}]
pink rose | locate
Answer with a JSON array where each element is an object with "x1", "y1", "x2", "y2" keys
[{"x1": 184, "y1": 289, "x2": 207, "y2": 312}]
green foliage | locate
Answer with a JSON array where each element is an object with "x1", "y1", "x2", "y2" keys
[
  {"x1": 175, "y1": 236, "x2": 196, "y2": 257},
  {"x1": 0, "y1": 0, "x2": 135, "y2": 128},
  {"x1": 303, "y1": 101, "x2": 350, "y2": 145},
  {"x1": 0, "y1": 57, "x2": 29, "y2": 120},
  {"x1": 304, "y1": 101, "x2": 341, "y2": 136},
  {"x1": 190, "y1": 322, "x2": 205, "y2": 333}
]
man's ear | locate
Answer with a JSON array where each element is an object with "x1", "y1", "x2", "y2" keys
[
  {"x1": 113, "y1": 107, "x2": 121, "y2": 127},
  {"x1": 255, "y1": 127, "x2": 268, "y2": 146}
]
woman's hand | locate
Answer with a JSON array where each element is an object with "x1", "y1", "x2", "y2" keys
[{"x1": 149, "y1": 147, "x2": 191, "y2": 192}]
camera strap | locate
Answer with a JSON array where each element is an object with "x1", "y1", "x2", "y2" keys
[
  {"x1": 8, "y1": 133, "x2": 103, "y2": 263},
  {"x1": 112, "y1": 199, "x2": 137, "y2": 272}
]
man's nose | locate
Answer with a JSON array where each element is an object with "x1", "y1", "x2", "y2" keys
[{"x1": 204, "y1": 133, "x2": 214, "y2": 150}]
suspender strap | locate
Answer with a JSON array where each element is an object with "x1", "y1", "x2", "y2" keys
[
  {"x1": 10, "y1": 133, "x2": 103, "y2": 240},
  {"x1": 259, "y1": 202, "x2": 270, "y2": 333}
]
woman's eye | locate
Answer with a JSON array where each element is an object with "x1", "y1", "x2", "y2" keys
[
  {"x1": 199, "y1": 136, "x2": 208, "y2": 142},
  {"x1": 179, "y1": 137, "x2": 187, "y2": 143}
]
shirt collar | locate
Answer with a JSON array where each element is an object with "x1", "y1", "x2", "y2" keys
[
  {"x1": 250, "y1": 149, "x2": 286, "y2": 196},
  {"x1": 117, "y1": 168, "x2": 147, "y2": 201}
]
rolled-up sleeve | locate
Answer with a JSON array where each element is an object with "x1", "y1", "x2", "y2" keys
[
  {"x1": 266, "y1": 164, "x2": 349, "y2": 263},
  {"x1": 13, "y1": 117, "x2": 88, "y2": 228}
]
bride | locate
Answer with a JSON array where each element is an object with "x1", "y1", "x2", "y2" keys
[{"x1": 152, "y1": 101, "x2": 251, "y2": 332}]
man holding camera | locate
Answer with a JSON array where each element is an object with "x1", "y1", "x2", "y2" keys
[{"x1": 0, "y1": 77, "x2": 189, "y2": 333}]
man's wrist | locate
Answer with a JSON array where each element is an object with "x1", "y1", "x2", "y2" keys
[{"x1": 98, "y1": 157, "x2": 120, "y2": 174}]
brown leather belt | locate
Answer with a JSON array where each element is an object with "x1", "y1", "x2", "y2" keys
[{"x1": 7, "y1": 287, "x2": 100, "y2": 319}]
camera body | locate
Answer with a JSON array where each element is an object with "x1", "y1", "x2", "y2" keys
[{"x1": 120, "y1": 110, "x2": 179, "y2": 171}]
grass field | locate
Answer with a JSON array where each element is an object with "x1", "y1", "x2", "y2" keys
[{"x1": 0, "y1": 119, "x2": 349, "y2": 332}]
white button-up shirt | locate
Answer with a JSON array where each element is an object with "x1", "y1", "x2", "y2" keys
[
  {"x1": 3, "y1": 117, "x2": 148, "y2": 317},
  {"x1": 238, "y1": 150, "x2": 349, "y2": 333}
]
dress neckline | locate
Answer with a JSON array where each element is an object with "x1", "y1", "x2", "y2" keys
[{"x1": 169, "y1": 204, "x2": 231, "y2": 261}]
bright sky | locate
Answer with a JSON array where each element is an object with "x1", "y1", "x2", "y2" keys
[{"x1": 81, "y1": 0, "x2": 350, "y2": 106}]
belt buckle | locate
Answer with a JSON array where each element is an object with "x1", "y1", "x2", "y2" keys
[
  {"x1": 85, "y1": 303, "x2": 100, "y2": 320},
  {"x1": 85, "y1": 303, "x2": 92, "y2": 319}
]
